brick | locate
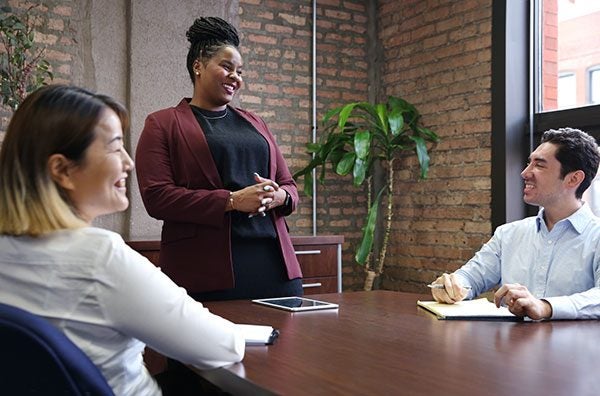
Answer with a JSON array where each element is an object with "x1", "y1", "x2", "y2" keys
[
  {"x1": 279, "y1": 13, "x2": 306, "y2": 26},
  {"x1": 246, "y1": 34, "x2": 278, "y2": 45},
  {"x1": 265, "y1": 24, "x2": 293, "y2": 34},
  {"x1": 52, "y1": 5, "x2": 72, "y2": 16},
  {"x1": 34, "y1": 32, "x2": 58, "y2": 45}
]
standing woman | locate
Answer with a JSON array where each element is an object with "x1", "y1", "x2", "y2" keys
[
  {"x1": 135, "y1": 17, "x2": 303, "y2": 301},
  {"x1": 0, "y1": 85, "x2": 244, "y2": 395}
]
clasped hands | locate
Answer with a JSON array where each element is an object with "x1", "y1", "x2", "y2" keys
[
  {"x1": 228, "y1": 173, "x2": 286, "y2": 217},
  {"x1": 431, "y1": 273, "x2": 552, "y2": 320}
]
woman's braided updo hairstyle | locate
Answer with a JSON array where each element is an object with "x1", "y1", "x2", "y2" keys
[{"x1": 186, "y1": 16, "x2": 240, "y2": 84}]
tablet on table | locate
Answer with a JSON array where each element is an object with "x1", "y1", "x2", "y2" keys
[{"x1": 252, "y1": 296, "x2": 339, "y2": 312}]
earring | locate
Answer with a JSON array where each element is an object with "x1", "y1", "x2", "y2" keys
[{"x1": 195, "y1": 71, "x2": 200, "y2": 76}]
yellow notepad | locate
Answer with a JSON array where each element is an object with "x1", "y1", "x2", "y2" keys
[{"x1": 417, "y1": 298, "x2": 520, "y2": 320}]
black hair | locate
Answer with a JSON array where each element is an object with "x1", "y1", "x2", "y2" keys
[
  {"x1": 540, "y1": 127, "x2": 600, "y2": 199},
  {"x1": 185, "y1": 17, "x2": 240, "y2": 84}
]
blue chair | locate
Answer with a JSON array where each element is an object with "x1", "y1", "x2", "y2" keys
[{"x1": 0, "y1": 303, "x2": 114, "y2": 395}]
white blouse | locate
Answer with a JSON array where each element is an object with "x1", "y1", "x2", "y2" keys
[{"x1": 0, "y1": 227, "x2": 245, "y2": 395}]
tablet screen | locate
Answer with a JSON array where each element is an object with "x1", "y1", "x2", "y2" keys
[{"x1": 252, "y1": 297, "x2": 339, "y2": 312}]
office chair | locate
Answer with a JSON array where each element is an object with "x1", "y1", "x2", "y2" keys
[{"x1": 0, "y1": 303, "x2": 114, "y2": 395}]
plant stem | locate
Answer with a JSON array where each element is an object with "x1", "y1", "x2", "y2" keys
[
  {"x1": 363, "y1": 270, "x2": 377, "y2": 291},
  {"x1": 363, "y1": 159, "x2": 394, "y2": 291},
  {"x1": 363, "y1": 175, "x2": 373, "y2": 273},
  {"x1": 374, "y1": 158, "x2": 394, "y2": 276}
]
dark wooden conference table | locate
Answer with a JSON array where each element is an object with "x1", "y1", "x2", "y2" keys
[{"x1": 195, "y1": 290, "x2": 599, "y2": 396}]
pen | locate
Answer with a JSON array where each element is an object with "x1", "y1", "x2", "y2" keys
[{"x1": 427, "y1": 283, "x2": 472, "y2": 290}]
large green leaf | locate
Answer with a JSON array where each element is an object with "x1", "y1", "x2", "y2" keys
[
  {"x1": 336, "y1": 152, "x2": 356, "y2": 176},
  {"x1": 388, "y1": 107, "x2": 404, "y2": 136},
  {"x1": 375, "y1": 104, "x2": 388, "y2": 134},
  {"x1": 336, "y1": 102, "x2": 378, "y2": 132},
  {"x1": 303, "y1": 171, "x2": 314, "y2": 196},
  {"x1": 354, "y1": 130, "x2": 371, "y2": 160},
  {"x1": 322, "y1": 106, "x2": 343, "y2": 124},
  {"x1": 410, "y1": 135, "x2": 431, "y2": 178},
  {"x1": 418, "y1": 126, "x2": 440, "y2": 142},
  {"x1": 390, "y1": 96, "x2": 421, "y2": 126},
  {"x1": 355, "y1": 187, "x2": 385, "y2": 264},
  {"x1": 353, "y1": 157, "x2": 367, "y2": 186},
  {"x1": 337, "y1": 103, "x2": 360, "y2": 131}
]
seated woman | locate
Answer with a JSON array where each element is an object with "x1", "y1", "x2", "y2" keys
[{"x1": 0, "y1": 85, "x2": 244, "y2": 395}]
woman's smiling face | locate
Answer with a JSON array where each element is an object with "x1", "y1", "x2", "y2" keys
[
  {"x1": 65, "y1": 108, "x2": 134, "y2": 223},
  {"x1": 193, "y1": 45, "x2": 243, "y2": 110}
]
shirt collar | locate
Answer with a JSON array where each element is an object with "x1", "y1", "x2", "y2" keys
[{"x1": 535, "y1": 202, "x2": 594, "y2": 234}]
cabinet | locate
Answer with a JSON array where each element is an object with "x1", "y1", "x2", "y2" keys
[
  {"x1": 291, "y1": 235, "x2": 343, "y2": 294},
  {"x1": 126, "y1": 235, "x2": 344, "y2": 295}
]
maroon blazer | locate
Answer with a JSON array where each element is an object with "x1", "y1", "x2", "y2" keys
[{"x1": 135, "y1": 98, "x2": 302, "y2": 292}]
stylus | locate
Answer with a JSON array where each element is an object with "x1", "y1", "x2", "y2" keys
[{"x1": 427, "y1": 283, "x2": 472, "y2": 290}]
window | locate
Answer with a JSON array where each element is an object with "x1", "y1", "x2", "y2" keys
[
  {"x1": 589, "y1": 67, "x2": 600, "y2": 104},
  {"x1": 536, "y1": 0, "x2": 600, "y2": 216},
  {"x1": 491, "y1": 1, "x2": 600, "y2": 228},
  {"x1": 539, "y1": 0, "x2": 600, "y2": 111}
]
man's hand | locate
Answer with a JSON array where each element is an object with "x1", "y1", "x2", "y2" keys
[
  {"x1": 430, "y1": 273, "x2": 470, "y2": 304},
  {"x1": 494, "y1": 283, "x2": 552, "y2": 320}
]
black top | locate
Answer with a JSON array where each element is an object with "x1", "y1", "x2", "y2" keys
[{"x1": 191, "y1": 105, "x2": 277, "y2": 239}]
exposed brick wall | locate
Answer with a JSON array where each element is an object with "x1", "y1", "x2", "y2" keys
[
  {"x1": 376, "y1": 0, "x2": 493, "y2": 292},
  {"x1": 238, "y1": 0, "x2": 316, "y2": 239},
  {"x1": 0, "y1": 0, "x2": 77, "y2": 141}
]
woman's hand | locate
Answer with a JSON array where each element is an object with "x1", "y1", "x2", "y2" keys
[{"x1": 228, "y1": 173, "x2": 285, "y2": 215}]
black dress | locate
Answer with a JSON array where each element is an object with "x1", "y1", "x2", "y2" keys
[{"x1": 188, "y1": 105, "x2": 302, "y2": 302}]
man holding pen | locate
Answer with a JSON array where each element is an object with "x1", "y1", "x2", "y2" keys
[{"x1": 430, "y1": 128, "x2": 600, "y2": 320}]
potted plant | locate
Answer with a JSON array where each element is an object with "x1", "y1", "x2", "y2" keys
[
  {"x1": 0, "y1": 5, "x2": 53, "y2": 112},
  {"x1": 293, "y1": 96, "x2": 439, "y2": 291}
]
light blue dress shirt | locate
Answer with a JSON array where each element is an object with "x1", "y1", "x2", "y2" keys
[{"x1": 455, "y1": 203, "x2": 600, "y2": 319}]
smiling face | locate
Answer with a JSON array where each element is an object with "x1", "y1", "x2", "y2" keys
[
  {"x1": 64, "y1": 108, "x2": 134, "y2": 223},
  {"x1": 521, "y1": 142, "x2": 573, "y2": 209},
  {"x1": 192, "y1": 45, "x2": 243, "y2": 110}
]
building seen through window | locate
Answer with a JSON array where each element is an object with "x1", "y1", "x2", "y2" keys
[
  {"x1": 541, "y1": 0, "x2": 600, "y2": 111},
  {"x1": 538, "y1": 0, "x2": 600, "y2": 216}
]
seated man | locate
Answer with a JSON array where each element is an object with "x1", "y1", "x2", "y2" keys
[{"x1": 430, "y1": 127, "x2": 600, "y2": 320}]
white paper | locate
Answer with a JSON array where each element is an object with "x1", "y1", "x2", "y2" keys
[{"x1": 237, "y1": 324, "x2": 277, "y2": 345}]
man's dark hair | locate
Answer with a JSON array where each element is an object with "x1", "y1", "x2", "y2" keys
[
  {"x1": 541, "y1": 127, "x2": 600, "y2": 199},
  {"x1": 185, "y1": 17, "x2": 240, "y2": 84}
]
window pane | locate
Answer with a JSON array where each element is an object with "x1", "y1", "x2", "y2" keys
[
  {"x1": 590, "y1": 68, "x2": 600, "y2": 104},
  {"x1": 540, "y1": 0, "x2": 600, "y2": 112},
  {"x1": 557, "y1": 72, "x2": 576, "y2": 108}
]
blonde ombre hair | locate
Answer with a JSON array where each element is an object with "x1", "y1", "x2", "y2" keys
[{"x1": 0, "y1": 85, "x2": 130, "y2": 236}]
